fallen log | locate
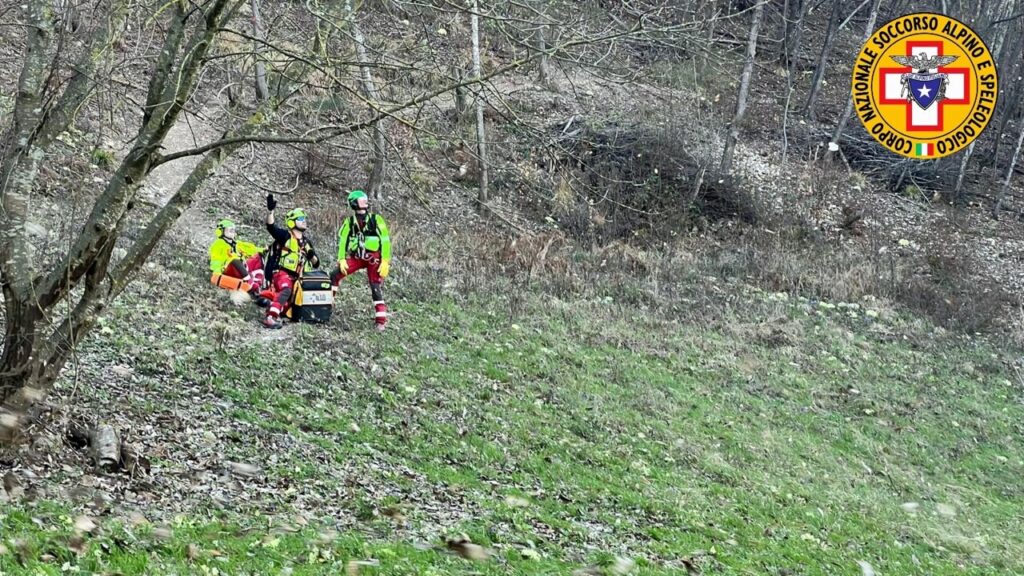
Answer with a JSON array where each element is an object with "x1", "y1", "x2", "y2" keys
[{"x1": 91, "y1": 425, "x2": 120, "y2": 471}]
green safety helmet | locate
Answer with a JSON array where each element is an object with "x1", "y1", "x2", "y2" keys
[
  {"x1": 215, "y1": 219, "x2": 236, "y2": 238},
  {"x1": 347, "y1": 189, "x2": 368, "y2": 211},
  {"x1": 286, "y1": 208, "x2": 308, "y2": 230}
]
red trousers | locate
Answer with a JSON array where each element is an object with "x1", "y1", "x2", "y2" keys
[
  {"x1": 222, "y1": 254, "x2": 265, "y2": 291},
  {"x1": 268, "y1": 270, "x2": 296, "y2": 318},
  {"x1": 331, "y1": 253, "x2": 387, "y2": 326}
]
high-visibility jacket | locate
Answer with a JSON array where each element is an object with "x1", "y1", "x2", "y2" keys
[
  {"x1": 266, "y1": 222, "x2": 317, "y2": 275},
  {"x1": 337, "y1": 213, "x2": 391, "y2": 261},
  {"x1": 278, "y1": 235, "x2": 315, "y2": 274},
  {"x1": 209, "y1": 238, "x2": 262, "y2": 273}
]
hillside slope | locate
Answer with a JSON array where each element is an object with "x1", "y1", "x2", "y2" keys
[{"x1": 3, "y1": 251, "x2": 1023, "y2": 574}]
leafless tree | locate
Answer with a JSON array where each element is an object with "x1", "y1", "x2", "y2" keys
[
  {"x1": 992, "y1": 116, "x2": 1024, "y2": 218},
  {"x1": 780, "y1": 0, "x2": 805, "y2": 75},
  {"x1": 804, "y1": 0, "x2": 844, "y2": 120},
  {"x1": 826, "y1": 0, "x2": 881, "y2": 162},
  {"x1": 346, "y1": 0, "x2": 388, "y2": 198},
  {"x1": 251, "y1": 0, "x2": 270, "y2": 102},
  {"x1": 953, "y1": 142, "x2": 976, "y2": 206},
  {"x1": 952, "y1": 0, "x2": 1017, "y2": 202},
  {"x1": 987, "y1": 4, "x2": 1024, "y2": 164},
  {"x1": 471, "y1": 0, "x2": 489, "y2": 204},
  {"x1": 720, "y1": 1, "x2": 764, "y2": 177}
]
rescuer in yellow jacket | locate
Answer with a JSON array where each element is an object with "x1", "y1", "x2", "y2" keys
[{"x1": 208, "y1": 219, "x2": 266, "y2": 296}]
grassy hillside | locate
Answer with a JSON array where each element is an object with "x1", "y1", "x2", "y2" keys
[{"x1": 2, "y1": 254, "x2": 1022, "y2": 575}]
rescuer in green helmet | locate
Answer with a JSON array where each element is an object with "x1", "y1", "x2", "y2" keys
[{"x1": 332, "y1": 190, "x2": 392, "y2": 331}]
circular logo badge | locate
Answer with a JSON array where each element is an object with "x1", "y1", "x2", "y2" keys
[{"x1": 852, "y1": 13, "x2": 998, "y2": 159}]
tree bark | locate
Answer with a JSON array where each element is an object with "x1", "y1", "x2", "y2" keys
[
  {"x1": 826, "y1": 0, "x2": 881, "y2": 160},
  {"x1": 987, "y1": 10, "x2": 1024, "y2": 164},
  {"x1": 781, "y1": 0, "x2": 804, "y2": 74},
  {"x1": 347, "y1": 1, "x2": 387, "y2": 198},
  {"x1": 471, "y1": 0, "x2": 489, "y2": 203},
  {"x1": 454, "y1": 65, "x2": 470, "y2": 120},
  {"x1": 1, "y1": 0, "x2": 56, "y2": 299},
  {"x1": 251, "y1": 0, "x2": 270, "y2": 102},
  {"x1": 719, "y1": 0, "x2": 763, "y2": 177},
  {"x1": 781, "y1": 0, "x2": 805, "y2": 162},
  {"x1": 992, "y1": 116, "x2": 1024, "y2": 218},
  {"x1": 953, "y1": 142, "x2": 975, "y2": 207},
  {"x1": 700, "y1": 0, "x2": 717, "y2": 77},
  {"x1": 804, "y1": 0, "x2": 843, "y2": 120},
  {"x1": 538, "y1": 25, "x2": 554, "y2": 88},
  {"x1": 143, "y1": 2, "x2": 188, "y2": 126}
]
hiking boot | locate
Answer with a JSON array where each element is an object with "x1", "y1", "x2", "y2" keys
[
  {"x1": 261, "y1": 315, "x2": 282, "y2": 329},
  {"x1": 254, "y1": 296, "x2": 271, "y2": 308}
]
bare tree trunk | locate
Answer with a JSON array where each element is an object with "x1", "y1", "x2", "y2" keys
[
  {"x1": 780, "y1": 0, "x2": 804, "y2": 162},
  {"x1": 987, "y1": 65, "x2": 1021, "y2": 165},
  {"x1": 992, "y1": 117, "x2": 1024, "y2": 218},
  {"x1": 826, "y1": 0, "x2": 881, "y2": 161},
  {"x1": 719, "y1": 0, "x2": 764, "y2": 177},
  {"x1": 780, "y1": 0, "x2": 805, "y2": 163},
  {"x1": 538, "y1": 26, "x2": 554, "y2": 88},
  {"x1": 953, "y1": 141, "x2": 976, "y2": 206},
  {"x1": 804, "y1": 0, "x2": 843, "y2": 120},
  {"x1": 782, "y1": 62, "x2": 794, "y2": 163},
  {"x1": 951, "y1": 0, "x2": 1012, "y2": 202},
  {"x1": 454, "y1": 65, "x2": 470, "y2": 120},
  {"x1": 471, "y1": 0, "x2": 489, "y2": 204},
  {"x1": 251, "y1": 0, "x2": 269, "y2": 102},
  {"x1": 781, "y1": 0, "x2": 804, "y2": 74},
  {"x1": 701, "y1": 0, "x2": 717, "y2": 77},
  {"x1": 987, "y1": 11, "x2": 1023, "y2": 164},
  {"x1": 987, "y1": 0, "x2": 1015, "y2": 56},
  {"x1": 347, "y1": 0, "x2": 387, "y2": 198},
  {"x1": 780, "y1": 0, "x2": 791, "y2": 65}
]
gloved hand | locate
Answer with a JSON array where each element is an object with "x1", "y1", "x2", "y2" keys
[
  {"x1": 308, "y1": 250, "x2": 320, "y2": 269},
  {"x1": 378, "y1": 259, "x2": 390, "y2": 279},
  {"x1": 266, "y1": 194, "x2": 277, "y2": 211}
]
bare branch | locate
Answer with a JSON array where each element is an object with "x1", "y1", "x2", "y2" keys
[
  {"x1": 36, "y1": 0, "x2": 131, "y2": 149},
  {"x1": 151, "y1": 20, "x2": 643, "y2": 167},
  {"x1": 35, "y1": 0, "x2": 241, "y2": 311}
]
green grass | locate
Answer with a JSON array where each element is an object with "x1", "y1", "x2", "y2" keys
[{"x1": 4, "y1": 272, "x2": 1023, "y2": 575}]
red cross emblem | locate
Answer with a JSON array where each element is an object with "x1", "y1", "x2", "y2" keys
[{"x1": 878, "y1": 41, "x2": 969, "y2": 132}]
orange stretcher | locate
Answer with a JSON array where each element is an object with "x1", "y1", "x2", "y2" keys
[{"x1": 210, "y1": 272, "x2": 252, "y2": 293}]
